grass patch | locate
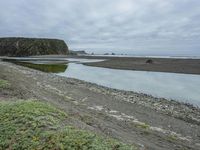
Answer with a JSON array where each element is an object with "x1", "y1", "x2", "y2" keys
[
  {"x1": 0, "y1": 79, "x2": 10, "y2": 88},
  {"x1": 0, "y1": 100, "x2": 135, "y2": 150},
  {"x1": 135, "y1": 123, "x2": 150, "y2": 130},
  {"x1": 166, "y1": 135, "x2": 178, "y2": 143}
]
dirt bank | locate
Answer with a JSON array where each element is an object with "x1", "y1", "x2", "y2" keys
[{"x1": 0, "y1": 61, "x2": 200, "y2": 150}]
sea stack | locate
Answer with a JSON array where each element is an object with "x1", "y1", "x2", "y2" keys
[{"x1": 0, "y1": 37, "x2": 69, "y2": 56}]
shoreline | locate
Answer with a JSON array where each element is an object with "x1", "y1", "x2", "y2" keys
[
  {"x1": 2, "y1": 55, "x2": 200, "y2": 75},
  {"x1": 81, "y1": 56, "x2": 200, "y2": 75},
  {"x1": 0, "y1": 60, "x2": 200, "y2": 149},
  {"x1": 1, "y1": 56, "x2": 199, "y2": 107}
]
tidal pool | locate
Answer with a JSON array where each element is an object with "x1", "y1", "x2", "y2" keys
[{"x1": 58, "y1": 63, "x2": 200, "y2": 106}]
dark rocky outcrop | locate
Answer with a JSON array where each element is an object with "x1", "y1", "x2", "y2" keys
[
  {"x1": 69, "y1": 50, "x2": 87, "y2": 56},
  {"x1": 146, "y1": 59, "x2": 153, "y2": 64},
  {"x1": 0, "y1": 37, "x2": 68, "y2": 56}
]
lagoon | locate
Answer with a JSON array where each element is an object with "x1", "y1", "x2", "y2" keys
[
  {"x1": 9, "y1": 58, "x2": 200, "y2": 106},
  {"x1": 58, "y1": 63, "x2": 200, "y2": 106}
]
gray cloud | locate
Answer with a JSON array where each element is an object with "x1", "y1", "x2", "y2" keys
[{"x1": 0, "y1": 0, "x2": 200, "y2": 55}]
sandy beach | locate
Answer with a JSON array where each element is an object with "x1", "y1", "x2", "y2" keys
[
  {"x1": 1, "y1": 60, "x2": 200, "y2": 150},
  {"x1": 76, "y1": 56, "x2": 200, "y2": 75}
]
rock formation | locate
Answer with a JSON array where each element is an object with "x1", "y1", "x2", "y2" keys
[{"x1": 0, "y1": 37, "x2": 68, "y2": 56}]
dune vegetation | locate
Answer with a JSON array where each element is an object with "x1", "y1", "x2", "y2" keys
[{"x1": 0, "y1": 100, "x2": 135, "y2": 150}]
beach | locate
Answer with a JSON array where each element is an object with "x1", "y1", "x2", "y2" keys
[
  {"x1": 0, "y1": 60, "x2": 200, "y2": 150},
  {"x1": 75, "y1": 55, "x2": 200, "y2": 75}
]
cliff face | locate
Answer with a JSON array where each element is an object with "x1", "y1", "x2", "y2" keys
[{"x1": 0, "y1": 37, "x2": 68, "y2": 56}]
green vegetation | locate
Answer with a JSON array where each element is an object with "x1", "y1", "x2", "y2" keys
[
  {"x1": 135, "y1": 123, "x2": 150, "y2": 130},
  {"x1": 0, "y1": 100, "x2": 135, "y2": 150},
  {"x1": 0, "y1": 37, "x2": 68, "y2": 56},
  {"x1": 166, "y1": 135, "x2": 178, "y2": 143},
  {"x1": 0, "y1": 79, "x2": 10, "y2": 88},
  {"x1": 15, "y1": 62, "x2": 68, "y2": 73}
]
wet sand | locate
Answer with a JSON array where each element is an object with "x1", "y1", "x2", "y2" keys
[{"x1": 81, "y1": 56, "x2": 200, "y2": 75}]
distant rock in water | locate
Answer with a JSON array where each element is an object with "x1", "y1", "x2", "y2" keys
[
  {"x1": 0, "y1": 37, "x2": 68, "y2": 56},
  {"x1": 69, "y1": 50, "x2": 87, "y2": 55}
]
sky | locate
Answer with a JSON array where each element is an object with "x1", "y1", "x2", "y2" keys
[{"x1": 0, "y1": 0, "x2": 200, "y2": 56}]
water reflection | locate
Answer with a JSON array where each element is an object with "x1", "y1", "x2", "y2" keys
[
  {"x1": 14, "y1": 61, "x2": 68, "y2": 73},
  {"x1": 58, "y1": 63, "x2": 200, "y2": 106}
]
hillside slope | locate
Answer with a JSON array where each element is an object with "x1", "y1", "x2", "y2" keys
[{"x1": 0, "y1": 37, "x2": 68, "y2": 56}]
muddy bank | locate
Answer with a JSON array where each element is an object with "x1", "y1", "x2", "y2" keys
[
  {"x1": 0, "y1": 61, "x2": 200, "y2": 150},
  {"x1": 82, "y1": 56, "x2": 200, "y2": 75}
]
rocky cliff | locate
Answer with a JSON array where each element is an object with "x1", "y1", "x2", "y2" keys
[{"x1": 0, "y1": 37, "x2": 68, "y2": 56}]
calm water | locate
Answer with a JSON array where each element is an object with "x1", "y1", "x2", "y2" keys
[
  {"x1": 10, "y1": 58, "x2": 200, "y2": 106},
  {"x1": 58, "y1": 63, "x2": 200, "y2": 106}
]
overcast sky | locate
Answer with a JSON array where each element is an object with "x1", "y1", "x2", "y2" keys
[{"x1": 0, "y1": 0, "x2": 200, "y2": 55}]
